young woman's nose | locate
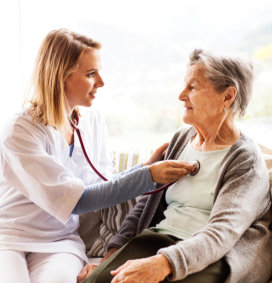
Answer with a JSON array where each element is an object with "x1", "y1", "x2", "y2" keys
[{"x1": 96, "y1": 73, "x2": 104, "y2": 88}]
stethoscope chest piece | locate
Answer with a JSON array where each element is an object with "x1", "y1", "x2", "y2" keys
[{"x1": 189, "y1": 160, "x2": 200, "y2": 176}]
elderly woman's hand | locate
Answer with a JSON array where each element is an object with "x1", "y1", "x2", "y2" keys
[{"x1": 110, "y1": 254, "x2": 172, "y2": 283}]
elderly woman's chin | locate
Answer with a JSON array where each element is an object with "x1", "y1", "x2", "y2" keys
[{"x1": 181, "y1": 112, "x2": 194, "y2": 126}]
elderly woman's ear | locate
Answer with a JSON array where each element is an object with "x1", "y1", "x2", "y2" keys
[{"x1": 223, "y1": 86, "x2": 237, "y2": 110}]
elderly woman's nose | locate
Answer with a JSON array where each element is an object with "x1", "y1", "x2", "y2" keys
[{"x1": 179, "y1": 89, "x2": 187, "y2": 101}]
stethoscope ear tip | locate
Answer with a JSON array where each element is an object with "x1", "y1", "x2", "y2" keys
[{"x1": 190, "y1": 160, "x2": 200, "y2": 176}]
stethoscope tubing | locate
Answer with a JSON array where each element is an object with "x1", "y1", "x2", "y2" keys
[
  {"x1": 143, "y1": 182, "x2": 175, "y2": 195},
  {"x1": 72, "y1": 122, "x2": 171, "y2": 195},
  {"x1": 75, "y1": 127, "x2": 108, "y2": 182},
  {"x1": 75, "y1": 125, "x2": 174, "y2": 195},
  {"x1": 69, "y1": 112, "x2": 200, "y2": 196}
]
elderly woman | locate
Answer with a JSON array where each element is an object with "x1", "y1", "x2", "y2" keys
[{"x1": 79, "y1": 49, "x2": 272, "y2": 283}]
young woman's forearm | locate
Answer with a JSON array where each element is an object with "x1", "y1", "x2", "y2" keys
[{"x1": 72, "y1": 166, "x2": 154, "y2": 214}]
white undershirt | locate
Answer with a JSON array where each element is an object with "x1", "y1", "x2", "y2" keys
[{"x1": 155, "y1": 140, "x2": 230, "y2": 240}]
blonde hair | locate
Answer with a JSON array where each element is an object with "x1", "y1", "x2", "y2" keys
[{"x1": 28, "y1": 28, "x2": 101, "y2": 130}]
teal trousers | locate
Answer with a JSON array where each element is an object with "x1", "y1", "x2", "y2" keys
[{"x1": 84, "y1": 230, "x2": 229, "y2": 283}]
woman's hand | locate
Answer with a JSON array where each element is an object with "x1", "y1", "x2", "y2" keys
[
  {"x1": 77, "y1": 263, "x2": 98, "y2": 283},
  {"x1": 149, "y1": 160, "x2": 194, "y2": 184},
  {"x1": 77, "y1": 247, "x2": 119, "y2": 283},
  {"x1": 142, "y1": 142, "x2": 169, "y2": 166},
  {"x1": 110, "y1": 254, "x2": 172, "y2": 283}
]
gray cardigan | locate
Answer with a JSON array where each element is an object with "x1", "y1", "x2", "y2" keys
[{"x1": 108, "y1": 127, "x2": 272, "y2": 283}]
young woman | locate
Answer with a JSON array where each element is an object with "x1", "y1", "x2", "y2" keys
[{"x1": 0, "y1": 29, "x2": 193, "y2": 283}]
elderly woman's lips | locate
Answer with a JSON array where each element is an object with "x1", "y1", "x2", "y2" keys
[{"x1": 184, "y1": 106, "x2": 193, "y2": 110}]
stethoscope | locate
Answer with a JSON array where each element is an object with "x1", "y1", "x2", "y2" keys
[{"x1": 69, "y1": 110, "x2": 200, "y2": 195}]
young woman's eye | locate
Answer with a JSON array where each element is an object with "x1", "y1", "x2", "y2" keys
[{"x1": 87, "y1": 72, "x2": 96, "y2": 77}]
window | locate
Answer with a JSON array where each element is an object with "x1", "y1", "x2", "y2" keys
[{"x1": 1, "y1": 0, "x2": 272, "y2": 150}]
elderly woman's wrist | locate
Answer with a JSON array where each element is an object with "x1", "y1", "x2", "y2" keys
[{"x1": 154, "y1": 254, "x2": 172, "y2": 277}]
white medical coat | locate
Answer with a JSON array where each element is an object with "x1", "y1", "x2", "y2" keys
[{"x1": 0, "y1": 108, "x2": 112, "y2": 262}]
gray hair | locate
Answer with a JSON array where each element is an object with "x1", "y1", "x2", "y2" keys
[{"x1": 189, "y1": 49, "x2": 253, "y2": 117}]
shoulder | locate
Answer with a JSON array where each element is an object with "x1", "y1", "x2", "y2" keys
[
  {"x1": 220, "y1": 132, "x2": 269, "y2": 188},
  {"x1": 168, "y1": 125, "x2": 195, "y2": 148},
  {"x1": 1, "y1": 110, "x2": 55, "y2": 150},
  {"x1": 77, "y1": 107, "x2": 109, "y2": 145},
  {"x1": 227, "y1": 132, "x2": 265, "y2": 170},
  {"x1": 172, "y1": 125, "x2": 195, "y2": 140},
  {"x1": 165, "y1": 126, "x2": 195, "y2": 159},
  {"x1": 79, "y1": 107, "x2": 106, "y2": 129},
  {"x1": 6, "y1": 110, "x2": 45, "y2": 136}
]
